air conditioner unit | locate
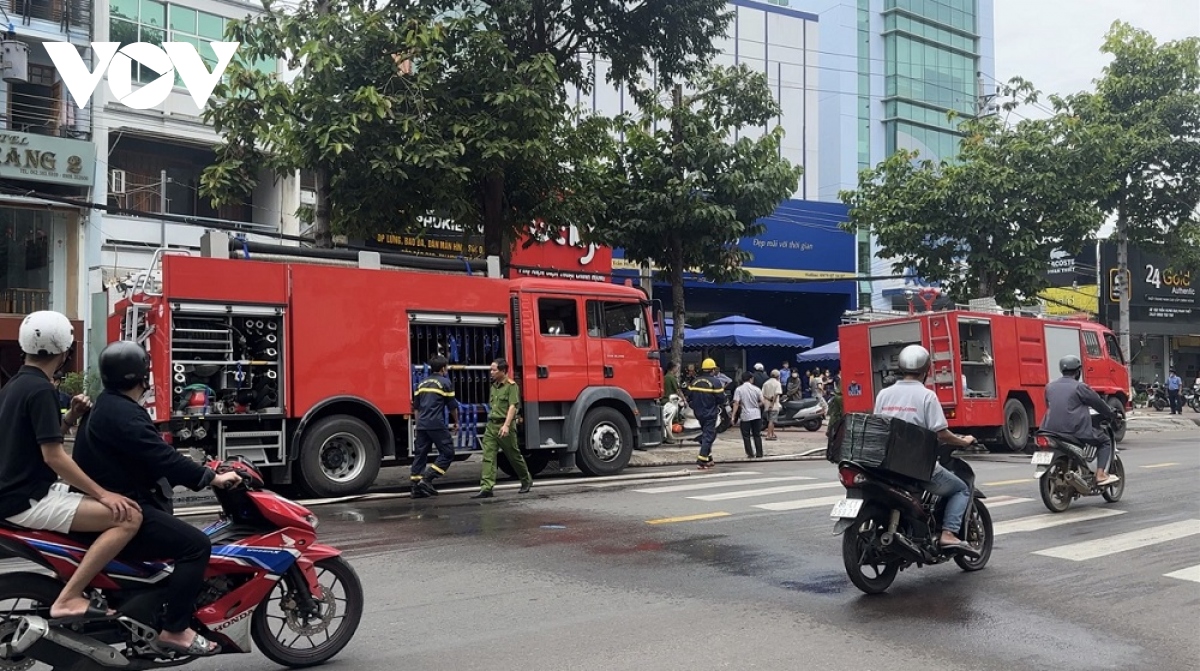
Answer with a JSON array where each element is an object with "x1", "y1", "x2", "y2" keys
[
  {"x1": 299, "y1": 189, "x2": 316, "y2": 205},
  {"x1": 109, "y1": 169, "x2": 126, "y2": 193}
]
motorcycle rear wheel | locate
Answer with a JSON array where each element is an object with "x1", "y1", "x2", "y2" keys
[
  {"x1": 1101, "y1": 455, "x2": 1126, "y2": 503},
  {"x1": 0, "y1": 572, "x2": 62, "y2": 671},
  {"x1": 252, "y1": 557, "x2": 363, "y2": 668},
  {"x1": 841, "y1": 520, "x2": 899, "y2": 595},
  {"x1": 953, "y1": 502, "x2": 994, "y2": 571},
  {"x1": 1039, "y1": 460, "x2": 1073, "y2": 513}
]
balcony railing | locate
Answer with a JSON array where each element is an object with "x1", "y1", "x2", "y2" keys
[
  {"x1": 1, "y1": 288, "x2": 50, "y2": 314},
  {"x1": 9, "y1": 0, "x2": 92, "y2": 31}
]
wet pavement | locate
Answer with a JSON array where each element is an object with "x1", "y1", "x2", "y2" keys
[{"x1": 168, "y1": 431, "x2": 1200, "y2": 671}]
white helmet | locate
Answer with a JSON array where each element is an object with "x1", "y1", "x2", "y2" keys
[{"x1": 19, "y1": 311, "x2": 74, "y2": 357}]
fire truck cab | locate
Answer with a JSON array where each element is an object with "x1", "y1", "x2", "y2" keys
[
  {"x1": 107, "y1": 234, "x2": 664, "y2": 497},
  {"x1": 839, "y1": 310, "x2": 1130, "y2": 451}
]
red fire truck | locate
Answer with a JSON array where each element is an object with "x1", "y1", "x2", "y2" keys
[
  {"x1": 107, "y1": 233, "x2": 663, "y2": 497},
  {"x1": 839, "y1": 309, "x2": 1130, "y2": 451}
]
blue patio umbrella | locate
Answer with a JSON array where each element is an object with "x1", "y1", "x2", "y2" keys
[
  {"x1": 684, "y1": 315, "x2": 814, "y2": 349},
  {"x1": 797, "y1": 340, "x2": 840, "y2": 363}
]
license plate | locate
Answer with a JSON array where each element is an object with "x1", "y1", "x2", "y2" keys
[
  {"x1": 829, "y1": 498, "x2": 863, "y2": 519},
  {"x1": 1031, "y1": 451, "x2": 1054, "y2": 466}
]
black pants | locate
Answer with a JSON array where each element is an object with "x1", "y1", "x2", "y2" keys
[
  {"x1": 739, "y1": 418, "x2": 763, "y2": 457},
  {"x1": 120, "y1": 507, "x2": 212, "y2": 633},
  {"x1": 412, "y1": 428, "x2": 455, "y2": 478},
  {"x1": 697, "y1": 417, "x2": 717, "y2": 462},
  {"x1": 1168, "y1": 390, "x2": 1181, "y2": 414}
]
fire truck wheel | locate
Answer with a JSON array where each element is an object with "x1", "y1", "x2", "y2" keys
[
  {"x1": 297, "y1": 416, "x2": 382, "y2": 497},
  {"x1": 1002, "y1": 398, "x2": 1031, "y2": 453},
  {"x1": 575, "y1": 407, "x2": 634, "y2": 476}
]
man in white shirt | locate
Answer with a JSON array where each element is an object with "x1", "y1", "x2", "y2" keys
[
  {"x1": 732, "y1": 372, "x2": 766, "y2": 458},
  {"x1": 761, "y1": 370, "x2": 783, "y2": 440},
  {"x1": 874, "y1": 345, "x2": 980, "y2": 557}
]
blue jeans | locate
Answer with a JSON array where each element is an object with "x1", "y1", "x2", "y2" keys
[{"x1": 927, "y1": 463, "x2": 970, "y2": 536}]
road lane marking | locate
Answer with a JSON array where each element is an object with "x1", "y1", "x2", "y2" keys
[
  {"x1": 980, "y1": 495, "x2": 1034, "y2": 508},
  {"x1": 1034, "y1": 520, "x2": 1200, "y2": 561},
  {"x1": 984, "y1": 479, "x2": 1033, "y2": 486},
  {"x1": 1164, "y1": 565, "x2": 1200, "y2": 583},
  {"x1": 634, "y1": 476, "x2": 816, "y2": 494},
  {"x1": 992, "y1": 508, "x2": 1125, "y2": 536},
  {"x1": 689, "y1": 482, "x2": 842, "y2": 501},
  {"x1": 1140, "y1": 462, "x2": 1180, "y2": 469},
  {"x1": 645, "y1": 512, "x2": 732, "y2": 525},
  {"x1": 754, "y1": 495, "x2": 846, "y2": 512},
  {"x1": 586, "y1": 471, "x2": 765, "y2": 489}
]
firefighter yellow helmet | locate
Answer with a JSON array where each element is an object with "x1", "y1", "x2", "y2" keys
[{"x1": 701, "y1": 358, "x2": 718, "y2": 371}]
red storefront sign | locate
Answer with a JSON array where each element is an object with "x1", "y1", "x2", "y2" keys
[{"x1": 510, "y1": 224, "x2": 613, "y2": 282}]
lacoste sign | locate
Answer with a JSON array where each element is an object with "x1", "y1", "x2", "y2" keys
[{"x1": 44, "y1": 41, "x2": 240, "y2": 110}]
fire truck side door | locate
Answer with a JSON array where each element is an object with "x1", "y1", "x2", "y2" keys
[
  {"x1": 530, "y1": 295, "x2": 591, "y2": 402},
  {"x1": 585, "y1": 299, "x2": 658, "y2": 395}
]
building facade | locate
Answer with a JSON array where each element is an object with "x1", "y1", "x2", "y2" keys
[
  {"x1": 1099, "y1": 242, "x2": 1200, "y2": 387},
  {"x1": 788, "y1": 0, "x2": 996, "y2": 310},
  {"x1": 85, "y1": 0, "x2": 302, "y2": 367},
  {"x1": 0, "y1": 3, "x2": 97, "y2": 383}
]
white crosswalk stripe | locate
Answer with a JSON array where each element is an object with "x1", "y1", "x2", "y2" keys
[
  {"x1": 991, "y1": 508, "x2": 1125, "y2": 535},
  {"x1": 688, "y1": 482, "x2": 842, "y2": 501},
  {"x1": 754, "y1": 495, "x2": 846, "y2": 512},
  {"x1": 632, "y1": 476, "x2": 816, "y2": 494},
  {"x1": 1164, "y1": 565, "x2": 1200, "y2": 583},
  {"x1": 979, "y1": 495, "x2": 1034, "y2": 508},
  {"x1": 1033, "y1": 519, "x2": 1200, "y2": 561}
]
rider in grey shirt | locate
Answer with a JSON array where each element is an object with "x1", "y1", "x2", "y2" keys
[{"x1": 1041, "y1": 355, "x2": 1119, "y2": 485}]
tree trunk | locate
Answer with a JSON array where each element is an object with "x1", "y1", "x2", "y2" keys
[
  {"x1": 669, "y1": 234, "x2": 686, "y2": 372},
  {"x1": 482, "y1": 172, "x2": 510, "y2": 269},
  {"x1": 313, "y1": 166, "x2": 333, "y2": 249},
  {"x1": 1116, "y1": 210, "x2": 1132, "y2": 383}
]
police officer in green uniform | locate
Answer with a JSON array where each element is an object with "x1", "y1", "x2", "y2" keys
[
  {"x1": 472, "y1": 358, "x2": 533, "y2": 498},
  {"x1": 411, "y1": 356, "x2": 458, "y2": 499}
]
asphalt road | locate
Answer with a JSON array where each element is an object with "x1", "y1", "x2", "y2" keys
[
  {"x1": 7, "y1": 432, "x2": 1197, "y2": 671},
  {"x1": 165, "y1": 430, "x2": 1197, "y2": 671}
]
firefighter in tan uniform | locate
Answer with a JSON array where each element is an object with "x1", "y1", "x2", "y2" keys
[{"x1": 472, "y1": 358, "x2": 533, "y2": 498}]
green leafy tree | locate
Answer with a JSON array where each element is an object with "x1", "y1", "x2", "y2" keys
[
  {"x1": 201, "y1": 1, "x2": 609, "y2": 257},
  {"x1": 1056, "y1": 22, "x2": 1200, "y2": 365},
  {"x1": 476, "y1": 0, "x2": 732, "y2": 88},
  {"x1": 587, "y1": 65, "x2": 802, "y2": 369},
  {"x1": 840, "y1": 87, "x2": 1109, "y2": 306}
]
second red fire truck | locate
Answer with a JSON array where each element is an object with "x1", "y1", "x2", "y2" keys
[
  {"x1": 108, "y1": 233, "x2": 664, "y2": 497},
  {"x1": 839, "y1": 309, "x2": 1130, "y2": 451}
]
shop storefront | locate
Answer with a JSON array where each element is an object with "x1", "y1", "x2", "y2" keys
[
  {"x1": 0, "y1": 130, "x2": 95, "y2": 383},
  {"x1": 1099, "y1": 241, "x2": 1199, "y2": 386},
  {"x1": 611, "y1": 199, "x2": 858, "y2": 351}
]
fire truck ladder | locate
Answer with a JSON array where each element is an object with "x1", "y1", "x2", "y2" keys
[{"x1": 927, "y1": 314, "x2": 959, "y2": 405}]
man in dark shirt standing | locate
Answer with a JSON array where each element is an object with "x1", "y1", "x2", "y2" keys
[
  {"x1": 0, "y1": 311, "x2": 142, "y2": 621},
  {"x1": 74, "y1": 340, "x2": 241, "y2": 656},
  {"x1": 687, "y1": 358, "x2": 726, "y2": 470},
  {"x1": 411, "y1": 355, "x2": 459, "y2": 498}
]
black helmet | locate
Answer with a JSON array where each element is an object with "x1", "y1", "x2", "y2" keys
[
  {"x1": 100, "y1": 341, "x2": 151, "y2": 391},
  {"x1": 1059, "y1": 355, "x2": 1082, "y2": 375}
]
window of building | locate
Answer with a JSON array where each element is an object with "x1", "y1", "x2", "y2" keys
[
  {"x1": 0, "y1": 208, "x2": 55, "y2": 314},
  {"x1": 538, "y1": 298, "x2": 579, "y2": 336},
  {"x1": 108, "y1": 137, "x2": 253, "y2": 222},
  {"x1": 9, "y1": 64, "x2": 60, "y2": 136},
  {"x1": 110, "y1": 0, "x2": 275, "y2": 89}
]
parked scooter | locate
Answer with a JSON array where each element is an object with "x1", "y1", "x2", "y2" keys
[
  {"x1": 1030, "y1": 408, "x2": 1125, "y2": 513},
  {"x1": 1147, "y1": 382, "x2": 1170, "y2": 412},
  {"x1": 773, "y1": 395, "x2": 828, "y2": 432},
  {"x1": 663, "y1": 393, "x2": 732, "y2": 442},
  {"x1": 1184, "y1": 381, "x2": 1200, "y2": 413}
]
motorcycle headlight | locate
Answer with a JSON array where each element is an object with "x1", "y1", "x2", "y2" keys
[{"x1": 305, "y1": 514, "x2": 319, "y2": 529}]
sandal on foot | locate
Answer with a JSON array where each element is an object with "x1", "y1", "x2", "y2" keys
[
  {"x1": 1097, "y1": 474, "x2": 1121, "y2": 487},
  {"x1": 49, "y1": 605, "x2": 117, "y2": 624},
  {"x1": 158, "y1": 633, "x2": 219, "y2": 657}
]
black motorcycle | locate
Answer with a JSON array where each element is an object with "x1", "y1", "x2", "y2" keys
[
  {"x1": 832, "y1": 446, "x2": 994, "y2": 595},
  {"x1": 1031, "y1": 409, "x2": 1125, "y2": 513}
]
